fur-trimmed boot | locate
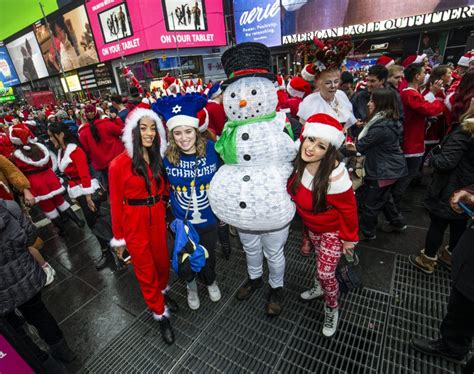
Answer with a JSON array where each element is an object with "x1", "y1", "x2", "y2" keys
[
  {"x1": 438, "y1": 246, "x2": 452, "y2": 270},
  {"x1": 409, "y1": 249, "x2": 438, "y2": 274}
]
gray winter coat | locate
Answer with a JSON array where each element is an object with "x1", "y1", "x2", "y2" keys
[{"x1": 0, "y1": 199, "x2": 45, "y2": 316}]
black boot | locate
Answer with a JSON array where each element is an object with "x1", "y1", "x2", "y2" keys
[
  {"x1": 49, "y1": 338, "x2": 77, "y2": 363},
  {"x1": 218, "y1": 223, "x2": 231, "y2": 260},
  {"x1": 266, "y1": 287, "x2": 283, "y2": 316},
  {"x1": 62, "y1": 207, "x2": 85, "y2": 228},
  {"x1": 164, "y1": 293, "x2": 179, "y2": 313},
  {"x1": 51, "y1": 217, "x2": 67, "y2": 236},
  {"x1": 159, "y1": 317, "x2": 175, "y2": 345},
  {"x1": 410, "y1": 337, "x2": 464, "y2": 363},
  {"x1": 236, "y1": 277, "x2": 263, "y2": 300},
  {"x1": 42, "y1": 354, "x2": 67, "y2": 374}
]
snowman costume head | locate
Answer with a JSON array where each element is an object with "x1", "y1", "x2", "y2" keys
[{"x1": 208, "y1": 42, "x2": 296, "y2": 231}]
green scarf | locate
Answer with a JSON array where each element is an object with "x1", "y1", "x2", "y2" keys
[{"x1": 215, "y1": 111, "x2": 277, "y2": 164}]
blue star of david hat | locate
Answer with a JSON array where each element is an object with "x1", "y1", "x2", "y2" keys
[{"x1": 152, "y1": 93, "x2": 207, "y2": 132}]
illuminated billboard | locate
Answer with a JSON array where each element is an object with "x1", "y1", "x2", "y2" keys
[
  {"x1": 34, "y1": 5, "x2": 100, "y2": 74},
  {"x1": 86, "y1": 0, "x2": 227, "y2": 62},
  {"x1": 6, "y1": 31, "x2": 49, "y2": 83},
  {"x1": 0, "y1": 46, "x2": 20, "y2": 86}
]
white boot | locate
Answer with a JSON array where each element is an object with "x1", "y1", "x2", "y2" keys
[
  {"x1": 300, "y1": 278, "x2": 324, "y2": 301},
  {"x1": 42, "y1": 263, "x2": 56, "y2": 286},
  {"x1": 322, "y1": 305, "x2": 339, "y2": 338},
  {"x1": 207, "y1": 282, "x2": 221, "y2": 302},
  {"x1": 187, "y1": 280, "x2": 200, "y2": 310}
]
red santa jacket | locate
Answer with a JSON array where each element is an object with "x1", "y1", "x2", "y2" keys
[
  {"x1": 78, "y1": 117, "x2": 125, "y2": 171},
  {"x1": 288, "y1": 163, "x2": 359, "y2": 242},
  {"x1": 401, "y1": 87, "x2": 444, "y2": 157},
  {"x1": 205, "y1": 100, "x2": 227, "y2": 137},
  {"x1": 108, "y1": 151, "x2": 168, "y2": 247},
  {"x1": 58, "y1": 143, "x2": 100, "y2": 199}
]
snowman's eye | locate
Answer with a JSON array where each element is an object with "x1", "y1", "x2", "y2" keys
[
  {"x1": 251, "y1": 89, "x2": 257, "y2": 95},
  {"x1": 230, "y1": 93, "x2": 236, "y2": 98}
]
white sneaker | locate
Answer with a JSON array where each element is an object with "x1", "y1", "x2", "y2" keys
[
  {"x1": 42, "y1": 263, "x2": 56, "y2": 286},
  {"x1": 322, "y1": 306, "x2": 339, "y2": 338},
  {"x1": 187, "y1": 281, "x2": 200, "y2": 310},
  {"x1": 300, "y1": 279, "x2": 324, "y2": 301},
  {"x1": 207, "y1": 282, "x2": 221, "y2": 302}
]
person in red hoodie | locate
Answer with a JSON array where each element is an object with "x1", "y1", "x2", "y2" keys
[
  {"x1": 288, "y1": 113, "x2": 358, "y2": 338},
  {"x1": 391, "y1": 63, "x2": 444, "y2": 209},
  {"x1": 78, "y1": 104, "x2": 124, "y2": 189}
]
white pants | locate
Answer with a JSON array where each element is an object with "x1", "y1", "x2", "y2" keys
[{"x1": 237, "y1": 225, "x2": 290, "y2": 288}]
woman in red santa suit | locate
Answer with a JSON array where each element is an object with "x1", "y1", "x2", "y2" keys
[
  {"x1": 78, "y1": 104, "x2": 124, "y2": 189},
  {"x1": 9, "y1": 124, "x2": 84, "y2": 233},
  {"x1": 288, "y1": 114, "x2": 358, "y2": 338},
  {"x1": 48, "y1": 122, "x2": 113, "y2": 269},
  {"x1": 108, "y1": 108, "x2": 178, "y2": 345}
]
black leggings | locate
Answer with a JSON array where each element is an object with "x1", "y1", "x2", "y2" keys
[
  {"x1": 195, "y1": 224, "x2": 218, "y2": 286},
  {"x1": 424, "y1": 213, "x2": 468, "y2": 257}
]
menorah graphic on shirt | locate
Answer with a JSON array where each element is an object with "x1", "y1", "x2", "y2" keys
[{"x1": 175, "y1": 181, "x2": 210, "y2": 224}]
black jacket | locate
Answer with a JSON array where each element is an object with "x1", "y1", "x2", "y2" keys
[
  {"x1": 0, "y1": 199, "x2": 45, "y2": 316},
  {"x1": 356, "y1": 116, "x2": 408, "y2": 180},
  {"x1": 452, "y1": 221, "x2": 474, "y2": 301},
  {"x1": 425, "y1": 121, "x2": 474, "y2": 220}
]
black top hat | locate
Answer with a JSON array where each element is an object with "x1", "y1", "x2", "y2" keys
[{"x1": 221, "y1": 42, "x2": 276, "y2": 88}]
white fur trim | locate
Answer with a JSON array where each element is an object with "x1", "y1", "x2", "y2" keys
[
  {"x1": 210, "y1": 87, "x2": 222, "y2": 99},
  {"x1": 110, "y1": 237, "x2": 126, "y2": 247},
  {"x1": 386, "y1": 60, "x2": 395, "y2": 67},
  {"x1": 58, "y1": 143, "x2": 78, "y2": 172},
  {"x1": 444, "y1": 93, "x2": 454, "y2": 111},
  {"x1": 50, "y1": 151, "x2": 58, "y2": 172},
  {"x1": 301, "y1": 162, "x2": 352, "y2": 194},
  {"x1": 67, "y1": 179, "x2": 101, "y2": 199},
  {"x1": 199, "y1": 108, "x2": 209, "y2": 133},
  {"x1": 287, "y1": 82, "x2": 305, "y2": 98},
  {"x1": 414, "y1": 54, "x2": 427, "y2": 64},
  {"x1": 167, "y1": 115, "x2": 199, "y2": 132},
  {"x1": 13, "y1": 143, "x2": 51, "y2": 167},
  {"x1": 8, "y1": 126, "x2": 27, "y2": 146},
  {"x1": 301, "y1": 66, "x2": 315, "y2": 82},
  {"x1": 302, "y1": 122, "x2": 345, "y2": 148},
  {"x1": 161, "y1": 285, "x2": 170, "y2": 294},
  {"x1": 458, "y1": 55, "x2": 470, "y2": 67},
  {"x1": 44, "y1": 209, "x2": 59, "y2": 219},
  {"x1": 152, "y1": 308, "x2": 170, "y2": 321},
  {"x1": 34, "y1": 185, "x2": 65, "y2": 203},
  {"x1": 57, "y1": 201, "x2": 70, "y2": 212},
  {"x1": 122, "y1": 108, "x2": 168, "y2": 158}
]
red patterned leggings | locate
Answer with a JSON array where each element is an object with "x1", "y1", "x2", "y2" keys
[{"x1": 308, "y1": 230, "x2": 343, "y2": 308}]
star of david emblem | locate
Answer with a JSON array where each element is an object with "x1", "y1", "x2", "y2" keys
[{"x1": 172, "y1": 105, "x2": 182, "y2": 114}]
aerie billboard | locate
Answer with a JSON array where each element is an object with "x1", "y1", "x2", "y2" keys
[{"x1": 86, "y1": 0, "x2": 227, "y2": 62}]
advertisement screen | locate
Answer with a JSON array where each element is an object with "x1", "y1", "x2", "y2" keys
[
  {"x1": 86, "y1": 0, "x2": 226, "y2": 62},
  {"x1": 34, "y1": 5, "x2": 100, "y2": 75},
  {"x1": 233, "y1": 0, "x2": 281, "y2": 47},
  {"x1": 61, "y1": 73, "x2": 82, "y2": 92},
  {"x1": 0, "y1": 46, "x2": 20, "y2": 87},
  {"x1": 6, "y1": 31, "x2": 49, "y2": 83},
  {"x1": 282, "y1": 0, "x2": 474, "y2": 42}
]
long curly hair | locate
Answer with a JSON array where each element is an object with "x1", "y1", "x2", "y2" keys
[
  {"x1": 165, "y1": 128, "x2": 207, "y2": 165},
  {"x1": 452, "y1": 70, "x2": 474, "y2": 123}
]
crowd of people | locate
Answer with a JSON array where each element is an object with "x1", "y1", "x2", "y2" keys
[{"x1": 0, "y1": 39, "x2": 473, "y2": 373}]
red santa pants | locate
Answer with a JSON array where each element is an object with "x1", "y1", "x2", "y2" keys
[
  {"x1": 125, "y1": 205, "x2": 170, "y2": 316},
  {"x1": 39, "y1": 195, "x2": 70, "y2": 219},
  {"x1": 308, "y1": 230, "x2": 343, "y2": 309}
]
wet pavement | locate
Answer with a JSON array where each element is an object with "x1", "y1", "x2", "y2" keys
[{"x1": 31, "y1": 184, "x2": 469, "y2": 373}]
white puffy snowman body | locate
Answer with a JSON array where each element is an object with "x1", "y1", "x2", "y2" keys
[{"x1": 208, "y1": 77, "x2": 296, "y2": 231}]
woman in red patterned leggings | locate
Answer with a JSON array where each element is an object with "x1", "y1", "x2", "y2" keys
[{"x1": 288, "y1": 113, "x2": 359, "y2": 338}]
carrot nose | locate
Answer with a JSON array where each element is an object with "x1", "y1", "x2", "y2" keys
[{"x1": 239, "y1": 99, "x2": 247, "y2": 108}]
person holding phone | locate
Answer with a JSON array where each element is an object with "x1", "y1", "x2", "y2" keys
[
  {"x1": 109, "y1": 108, "x2": 178, "y2": 345},
  {"x1": 409, "y1": 106, "x2": 474, "y2": 274}
]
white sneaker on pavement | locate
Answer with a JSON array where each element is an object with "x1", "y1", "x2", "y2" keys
[
  {"x1": 322, "y1": 306, "x2": 339, "y2": 338},
  {"x1": 207, "y1": 282, "x2": 221, "y2": 302},
  {"x1": 42, "y1": 262, "x2": 56, "y2": 286},
  {"x1": 187, "y1": 280, "x2": 200, "y2": 310},
  {"x1": 300, "y1": 278, "x2": 324, "y2": 301}
]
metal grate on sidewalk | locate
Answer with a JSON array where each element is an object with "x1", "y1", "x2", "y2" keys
[{"x1": 381, "y1": 254, "x2": 463, "y2": 374}]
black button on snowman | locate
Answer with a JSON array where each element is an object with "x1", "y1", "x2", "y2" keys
[{"x1": 209, "y1": 42, "x2": 297, "y2": 231}]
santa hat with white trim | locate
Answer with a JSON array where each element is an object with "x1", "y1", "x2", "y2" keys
[
  {"x1": 122, "y1": 108, "x2": 168, "y2": 158},
  {"x1": 376, "y1": 55, "x2": 395, "y2": 67},
  {"x1": 301, "y1": 63, "x2": 316, "y2": 82},
  {"x1": 287, "y1": 76, "x2": 311, "y2": 98},
  {"x1": 301, "y1": 113, "x2": 345, "y2": 148},
  {"x1": 275, "y1": 74, "x2": 286, "y2": 90},
  {"x1": 152, "y1": 93, "x2": 207, "y2": 133},
  {"x1": 458, "y1": 51, "x2": 473, "y2": 67},
  {"x1": 8, "y1": 123, "x2": 36, "y2": 150}
]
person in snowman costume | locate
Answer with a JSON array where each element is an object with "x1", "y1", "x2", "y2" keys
[{"x1": 208, "y1": 42, "x2": 297, "y2": 316}]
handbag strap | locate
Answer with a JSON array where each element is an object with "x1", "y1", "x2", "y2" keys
[{"x1": 183, "y1": 158, "x2": 199, "y2": 222}]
